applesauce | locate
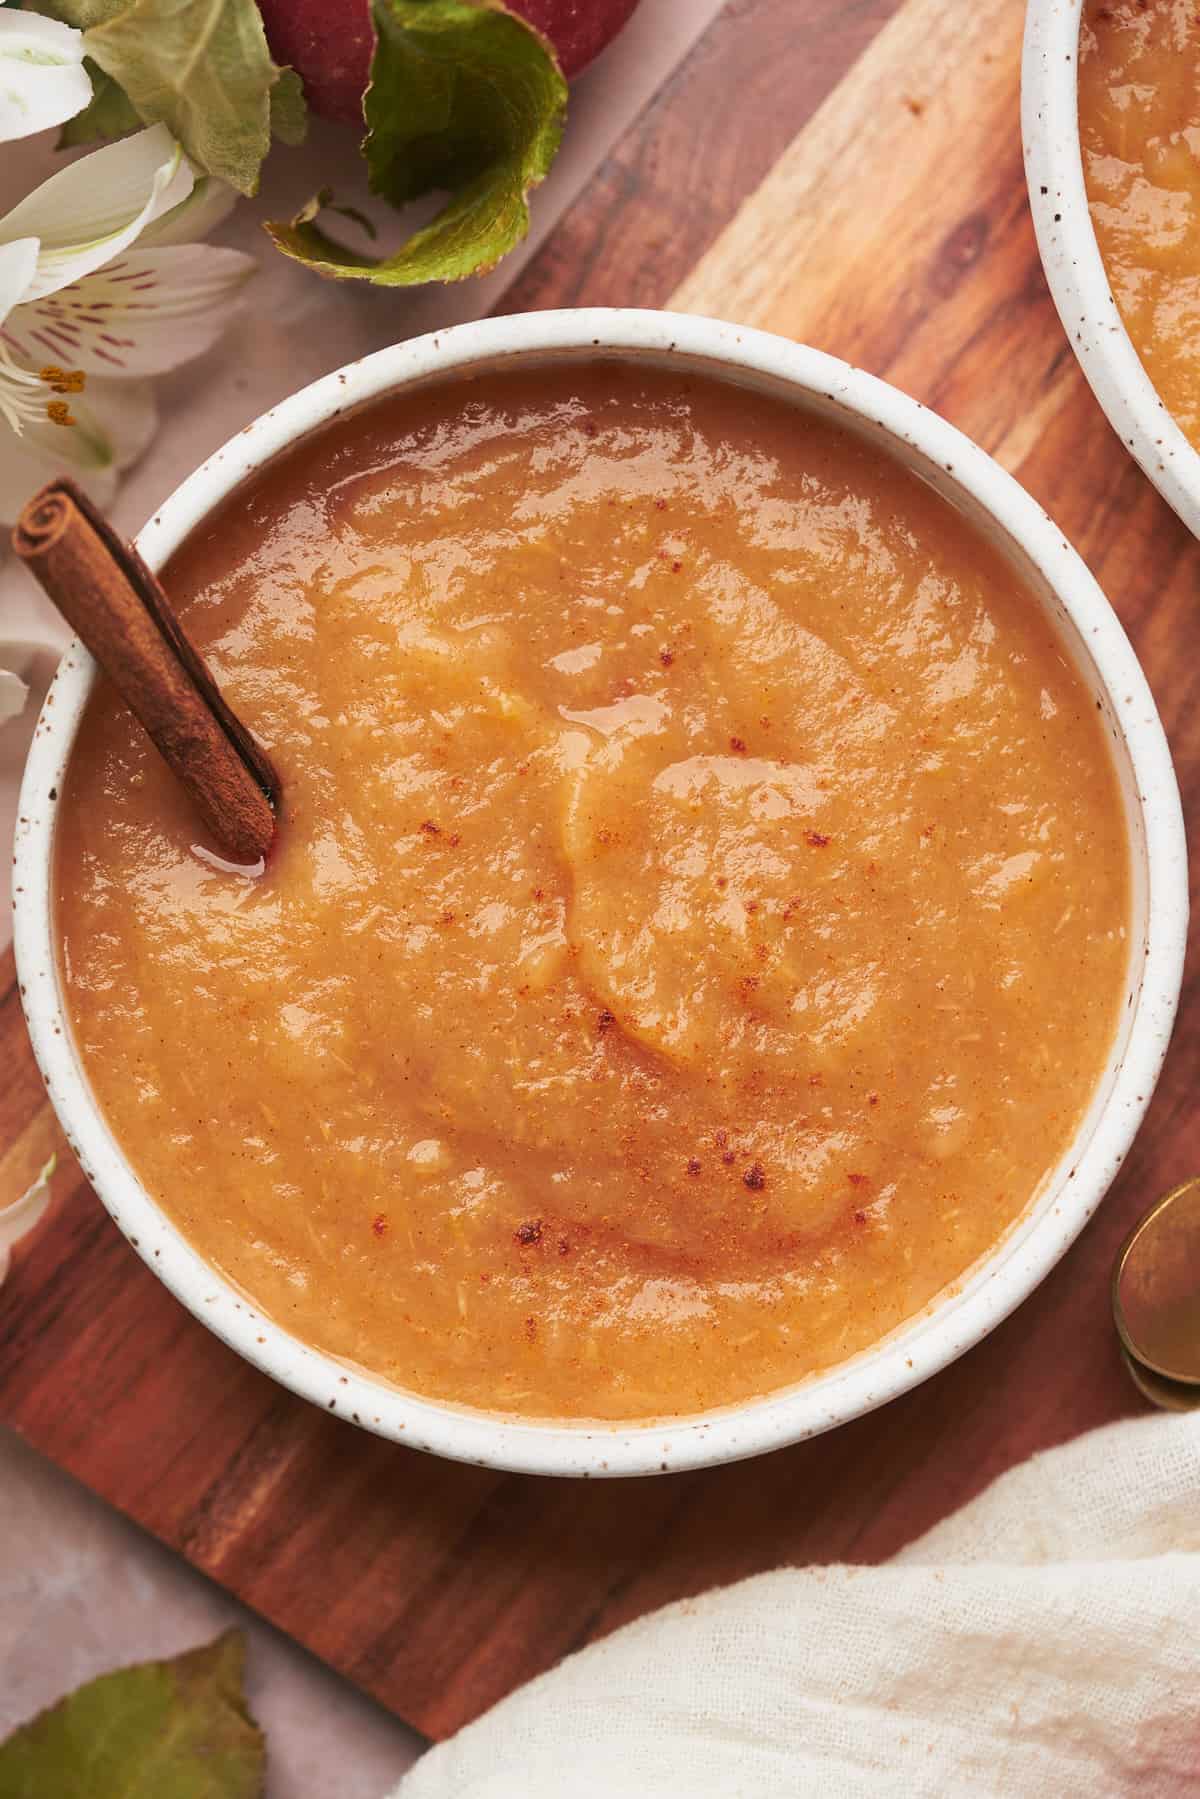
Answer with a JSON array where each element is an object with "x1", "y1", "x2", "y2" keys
[
  {"x1": 1079, "y1": 0, "x2": 1200, "y2": 445},
  {"x1": 55, "y1": 360, "x2": 1129, "y2": 1421}
]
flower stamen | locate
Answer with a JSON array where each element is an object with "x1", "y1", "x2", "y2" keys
[
  {"x1": 45, "y1": 398, "x2": 76, "y2": 427},
  {"x1": 0, "y1": 338, "x2": 46, "y2": 436},
  {"x1": 39, "y1": 364, "x2": 86, "y2": 395}
]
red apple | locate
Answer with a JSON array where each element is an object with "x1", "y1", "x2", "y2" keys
[
  {"x1": 506, "y1": 0, "x2": 641, "y2": 80},
  {"x1": 258, "y1": 0, "x2": 372, "y2": 123},
  {"x1": 258, "y1": 0, "x2": 642, "y2": 126}
]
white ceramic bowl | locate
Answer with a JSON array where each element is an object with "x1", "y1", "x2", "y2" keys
[
  {"x1": 12, "y1": 310, "x2": 1189, "y2": 1478},
  {"x1": 1023, "y1": 0, "x2": 1200, "y2": 535}
]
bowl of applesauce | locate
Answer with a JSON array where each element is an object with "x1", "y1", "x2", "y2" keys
[
  {"x1": 1023, "y1": 0, "x2": 1200, "y2": 535},
  {"x1": 13, "y1": 311, "x2": 1187, "y2": 1476}
]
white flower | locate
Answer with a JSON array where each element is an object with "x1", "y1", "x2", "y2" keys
[
  {"x1": 0, "y1": 13, "x2": 92, "y2": 145},
  {"x1": 0, "y1": 1155, "x2": 56, "y2": 1288},
  {"x1": 0, "y1": 664, "x2": 28, "y2": 726},
  {"x1": 0, "y1": 123, "x2": 255, "y2": 524}
]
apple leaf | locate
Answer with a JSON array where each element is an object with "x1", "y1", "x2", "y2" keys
[
  {"x1": 265, "y1": 0, "x2": 566, "y2": 287},
  {"x1": 24, "y1": 0, "x2": 126, "y2": 28},
  {"x1": 56, "y1": 60, "x2": 139, "y2": 145},
  {"x1": 0, "y1": 1631, "x2": 265, "y2": 1798},
  {"x1": 269, "y1": 66, "x2": 307, "y2": 146},
  {"x1": 27, "y1": 0, "x2": 307, "y2": 166},
  {"x1": 27, "y1": 0, "x2": 307, "y2": 194}
]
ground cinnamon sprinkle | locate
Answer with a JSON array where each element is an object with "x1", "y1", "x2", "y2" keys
[
  {"x1": 419, "y1": 819, "x2": 441, "y2": 836},
  {"x1": 659, "y1": 647, "x2": 675, "y2": 666},
  {"x1": 686, "y1": 1157, "x2": 703, "y2": 1176},
  {"x1": 806, "y1": 830, "x2": 831, "y2": 848},
  {"x1": 714, "y1": 1127, "x2": 737, "y2": 1167},
  {"x1": 515, "y1": 1219, "x2": 543, "y2": 1246},
  {"x1": 743, "y1": 1162, "x2": 766, "y2": 1191},
  {"x1": 730, "y1": 736, "x2": 747, "y2": 753},
  {"x1": 372, "y1": 1214, "x2": 388, "y2": 1237},
  {"x1": 597, "y1": 1008, "x2": 616, "y2": 1032}
]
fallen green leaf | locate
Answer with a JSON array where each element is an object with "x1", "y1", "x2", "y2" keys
[
  {"x1": 266, "y1": 0, "x2": 566, "y2": 286},
  {"x1": 0, "y1": 1630, "x2": 264, "y2": 1799},
  {"x1": 56, "y1": 59, "x2": 139, "y2": 145},
  {"x1": 30, "y1": 0, "x2": 306, "y2": 194}
]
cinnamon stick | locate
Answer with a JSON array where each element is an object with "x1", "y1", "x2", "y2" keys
[{"x1": 13, "y1": 479, "x2": 279, "y2": 865}]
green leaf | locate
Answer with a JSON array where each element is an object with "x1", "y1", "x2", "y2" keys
[
  {"x1": 73, "y1": 0, "x2": 304, "y2": 196},
  {"x1": 56, "y1": 59, "x2": 139, "y2": 144},
  {"x1": 269, "y1": 65, "x2": 307, "y2": 146},
  {"x1": 22, "y1": 0, "x2": 127, "y2": 29},
  {"x1": 0, "y1": 1631, "x2": 265, "y2": 1799},
  {"x1": 265, "y1": 0, "x2": 566, "y2": 287}
]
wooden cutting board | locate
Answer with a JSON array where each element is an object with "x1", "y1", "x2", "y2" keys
[{"x1": 2, "y1": 0, "x2": 1196, "y2": 1743}]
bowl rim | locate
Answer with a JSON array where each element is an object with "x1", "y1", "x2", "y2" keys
[
  {"x1": 12, "y1": 307, "x2": 1189, "y2": 1477},
  {"x1": 1021, "y1": 0, "x2": 1200, "y2": 536}
]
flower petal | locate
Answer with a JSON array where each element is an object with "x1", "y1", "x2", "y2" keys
[
  {"x1": 0, "y1": 412, "x2": 113, "y2": 527},
  {"x1": 0, "y1": 14, "x2": 92, "y2": 146},
  {"x1": 76, "y1": 371, "x2": 159, "y2": 470},
  {"x1": 0, "y1": 238, "x2": 38, "y2": 329},
  {"x1": 0, "y1": 372, "x2": 155, "y2": 526},
  {"x1": 0, "y1": 124, "x2": 192, "y2": 302},
  {"x1": 0, "y1": 666, "x2": 29, "y2": 728},
  {"x1": 0, "y1": 1156, "x2": 56, "y2": 1285},
  {"x1": 2, "y1": 244, "x2": 255, "y2": 378},
  {"x1": 141, "y1": 175, "x2": 239, "y2": 248}
]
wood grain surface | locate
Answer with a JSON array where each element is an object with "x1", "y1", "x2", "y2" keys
[{"x1": 2, "y1": 0, "x2": 1197, "y2": 1743}]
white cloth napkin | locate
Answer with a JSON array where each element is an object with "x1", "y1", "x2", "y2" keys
[{"x1": 399, "y1": 1413, "x2": 1200, "y2": 1798}]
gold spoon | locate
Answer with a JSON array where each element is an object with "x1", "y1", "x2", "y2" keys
[
  {"x1": 1118, "y1": 1345, "x2": 1200, "y2": 1414},
  {"x1": 1113, "y1": 1175, "x2": 1200, "y2": 1405}
]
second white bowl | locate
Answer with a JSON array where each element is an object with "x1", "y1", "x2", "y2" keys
[{"x1": 1023, "y1": 0, "x2": 1200, "y2": 536}]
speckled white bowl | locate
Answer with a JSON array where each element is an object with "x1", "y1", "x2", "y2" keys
[
  {"x1": 1023, "y1": 0, "x2": 1200, "y2": 535},
  {"x1": 12, "y1": 310, "x2": 1189, "y2": 1477}
]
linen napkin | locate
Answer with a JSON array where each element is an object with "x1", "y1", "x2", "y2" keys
[{"x1": 399, "y1": 1412, "x2": 1200, "y2": 1798}]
